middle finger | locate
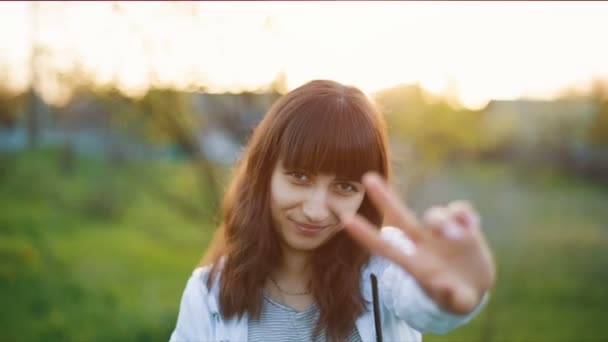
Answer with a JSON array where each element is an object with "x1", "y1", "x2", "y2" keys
[{"x1": 362, "y1": 172, "x2": 424, "y2": 241}]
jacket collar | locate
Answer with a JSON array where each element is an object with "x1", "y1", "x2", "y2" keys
[{"x1": 203, "y1": 256, "x2": 381, "y2": 342}]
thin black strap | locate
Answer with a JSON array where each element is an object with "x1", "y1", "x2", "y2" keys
[{"x1": 370, "y1": 273, "x2": 383, "y2": 342}]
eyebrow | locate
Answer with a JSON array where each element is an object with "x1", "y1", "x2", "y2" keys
[
  {"x1": 282, "y1": 163, "x2": 363, "y2": 182},
  {"x1": 332, "y1": 177, "x2": 362, "y2": 183}
]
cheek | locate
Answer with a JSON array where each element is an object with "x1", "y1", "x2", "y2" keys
[
  {"x1": 272, "y1": 192, "x2": 298, "y2": 210},
  {"x1": 270, "y1": 179, "x2": 301, "y2": 210},
  {"x1": 330, "y1": 194, "x2": 365, "y2": 217}
]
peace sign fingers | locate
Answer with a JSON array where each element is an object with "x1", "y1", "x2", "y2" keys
[
  {"x1": 360, "y1": 172, "x2": 426, "y2": 242},
  {"x1": 341, "y1": 213, "x2": 416, "y2": 272}
]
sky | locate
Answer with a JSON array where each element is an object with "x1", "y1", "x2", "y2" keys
[{"x1": 1, "y1": 1, "x2": 608, "y2": 109}]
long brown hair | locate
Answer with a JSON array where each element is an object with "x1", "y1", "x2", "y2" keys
[{"x1": 203, "y1": 80, "x2": 391, "y2": 341}]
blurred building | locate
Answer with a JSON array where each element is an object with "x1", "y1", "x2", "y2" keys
[
  {"x1": 483, "y1": 99, "x2": 608, "y2": 176},
  {"x1": 0, "y1": 91, "x2": 279, "y2": 165},
  {"x1": 483, "y1": 99, "x2": 597, "y2": 147},
  {"x1": 192, "y1": 92, "x2": 278, "y2": 163}
]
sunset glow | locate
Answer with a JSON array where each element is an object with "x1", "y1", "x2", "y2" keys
[{"x1": 1, "y1": 1, "x2": 608, "y2": 109}]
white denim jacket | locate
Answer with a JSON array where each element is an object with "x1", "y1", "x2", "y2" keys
[{"x1": 170, "y1": 227, "x2": 488, "y2": 342}]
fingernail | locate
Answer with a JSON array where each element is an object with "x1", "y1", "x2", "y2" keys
[{"x1": 363, "y1": 173, "x2": 381, "y2": 185}]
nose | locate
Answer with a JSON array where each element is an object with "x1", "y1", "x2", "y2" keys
[{"x1": 302, "y1": 189, "x2": 330, "y2": 223}]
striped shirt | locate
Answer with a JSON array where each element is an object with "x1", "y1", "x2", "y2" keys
[{"x1": 248, "y1": 293, "x2": 362, "y2": 342}]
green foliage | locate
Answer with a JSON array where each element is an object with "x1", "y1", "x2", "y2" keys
[
  {"x1": 0, "y1": 84, "x2": 25, "y2": 127},
  {"x1": 374, "y1": 85, "x2": 489, "y2": 193},
  {"x1": 587, "y1": 101, "x2": 608, "y2": 146},
  {"x1": 375, "y1": 85, "x2": 486, "y2": 164},
  {"x1": 133, "y1": 89, "x2": 198, "y2": 145}
]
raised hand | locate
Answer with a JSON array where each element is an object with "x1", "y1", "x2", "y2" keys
[{"x1": 342, "y1": 172, "x2": 496, "y2": 315}]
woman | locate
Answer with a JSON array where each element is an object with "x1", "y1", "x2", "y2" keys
[{"x1": 170, "y1": 80, "x2": 495, "y2": 342}]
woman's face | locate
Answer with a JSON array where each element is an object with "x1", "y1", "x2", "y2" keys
[{"x1": 269, "y1": 160, "x2": 366, "y2": 253}]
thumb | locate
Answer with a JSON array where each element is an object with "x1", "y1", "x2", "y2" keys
[{"x1": 428, "y1": 275, "x2": 479, "y2": 315}]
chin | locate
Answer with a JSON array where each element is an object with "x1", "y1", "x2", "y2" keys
[{"x1": 283, "y1": 226, "x2": 341, "y2": 252}]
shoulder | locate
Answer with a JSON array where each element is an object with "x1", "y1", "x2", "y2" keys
[
  {"x1": 186, "y1": 262, "x2": 224, "y2": 298},
  {"x1": 179, "y1": 265, "x2": 214, "y2": 305},
  {"x1": 173, "y1": 264, "x2": 222, "y2": 321},
  {"x1": 190, "y1": 256, "x2": 227, "y2": 289},
  {"x1": 191, "y1": 264, "x2": 214, "y2": 284},
  {"x1": 169, "y1": 265, "x2": 217, "y2": 342},
  {"x1": 363, "y1": 226, "x2": 416, "y2": 275},
  {"x1": 177, "y1": 259, "x2": 227, "y2": 310}
]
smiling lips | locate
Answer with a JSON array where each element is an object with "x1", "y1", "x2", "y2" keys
[{"x1": 290, "y1": 219, "x2": 331, "y2": 236}]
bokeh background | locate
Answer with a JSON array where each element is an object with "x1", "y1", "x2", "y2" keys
[{"x1": 1, "y1": 2, "x2": 607, "y2": 341}]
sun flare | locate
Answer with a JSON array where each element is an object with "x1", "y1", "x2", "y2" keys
[{"x1": 1, "y1": 2, "x2": 607, "y2": 109}]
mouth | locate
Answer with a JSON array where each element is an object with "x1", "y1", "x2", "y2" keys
[{"x1": 289, "y1": 219, "x2": 330, "y2": 236}]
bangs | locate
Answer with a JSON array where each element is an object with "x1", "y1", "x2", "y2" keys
[{"x1": 277, "y1": 97, "x2": 384, "y2": 181}]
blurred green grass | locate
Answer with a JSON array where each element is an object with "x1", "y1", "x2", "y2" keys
[
  {"x1": 0, "y1": 151, "x2": 215, "y2": 341},
  {"x1": 1, "y1": 151, "x2": 606, "y2": 341}
]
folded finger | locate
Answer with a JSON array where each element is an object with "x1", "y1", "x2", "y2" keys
[
  {"x1": 423, "y1": 206, "x2": 464, "y2": 240},
  {"x1": 447, "y1": 201, "x2": 481, "y2": 232}
]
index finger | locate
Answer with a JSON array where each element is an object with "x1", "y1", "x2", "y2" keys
[{"x1": 362, "y1": 172, "x2": 424, "y2": 241}]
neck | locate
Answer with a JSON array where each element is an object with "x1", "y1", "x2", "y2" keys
[{"x1": 274, "y1": 245, "x2": 312, "y2": 289}]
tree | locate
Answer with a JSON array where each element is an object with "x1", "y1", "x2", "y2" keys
[
  {"x1": 374, "y1": 84, "x2": 486, "y2": 192},
  {"x1": 0, "y1": 75, "x2": 25, "y2": 128},
  {"x1": 587, "y1": 78, "x2": 608, "y2": 146}
]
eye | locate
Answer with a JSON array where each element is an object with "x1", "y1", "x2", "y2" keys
[
  {"x1": 286, "y1": 171, "x2": 310, "y2": 184},
  {"x1": 333, "y1": 182, "x2": 360, "y2": 195}
]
